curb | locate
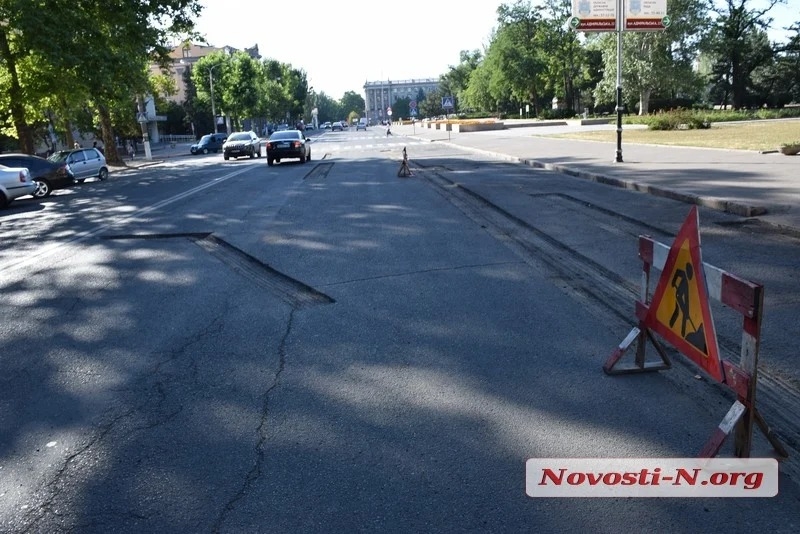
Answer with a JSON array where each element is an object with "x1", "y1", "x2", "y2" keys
[{"x1": 411, "y1": 136, "x2": 771, "y2": 219}]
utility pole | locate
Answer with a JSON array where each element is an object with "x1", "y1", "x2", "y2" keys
[
  {"x1": 615, "y1": 0, "x2": 624, "y2": 163},
  {"x1": 209, "y1": 64, "x2": 219, "y2": 134}
]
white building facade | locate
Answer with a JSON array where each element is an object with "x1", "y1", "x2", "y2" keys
[{"x1": 363, "y1": 78, "x2": 439, "y2": 123}]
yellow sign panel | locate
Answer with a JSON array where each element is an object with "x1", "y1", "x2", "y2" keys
[
  {"x1": 653, "y1": 238, "x2": 708, "y2": 355},
  {"x1": 645, "y1": 207, "x2": 723, "y2": 382}
]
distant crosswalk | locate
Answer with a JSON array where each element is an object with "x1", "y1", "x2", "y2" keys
[{"x1": 312, "y1": 137, "x2": 428, "y2": 153}]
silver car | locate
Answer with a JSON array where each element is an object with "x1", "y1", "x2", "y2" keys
[
  {"x1": 0, "y1": 165, "x2": 36, "y2": 209},
  {"x1": 48, "y1": 148, "x2": 109, "y2": 183}
]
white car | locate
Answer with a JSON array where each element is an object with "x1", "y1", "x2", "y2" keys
[{"x1": 0, "y1": 165, "x2": 36, "y2": 209}]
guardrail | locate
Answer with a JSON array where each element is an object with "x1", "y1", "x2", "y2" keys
[{"x1": 160, "y1": 134, "x2": 195, "y2": 143}]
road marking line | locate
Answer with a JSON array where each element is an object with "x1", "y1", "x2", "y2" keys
[{"x1": 0, "y1": 166, "x2": 253, "y2": 276}]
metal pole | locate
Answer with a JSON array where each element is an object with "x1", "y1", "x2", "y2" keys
[
  {"x1": 209, "y1": 65, "x2": 218, "y2": 134},
  {"x1": 615, "y1": 0, "x2": 624, "y2": 163},
  {"x1": 137, "y1": 96, "x2": 152, "y2": 160}
]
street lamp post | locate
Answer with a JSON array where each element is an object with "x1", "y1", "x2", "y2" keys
[
  {"x1": 137, "y1": 95, "x2": 153, "y2": 160},
  {"x1": 209, "y1": 64, "x2": 219, "y2": 134}
]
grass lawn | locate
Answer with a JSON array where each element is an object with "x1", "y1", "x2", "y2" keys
[{"x1": 546, "y1": 119, "x2": 800, "y2": 151}]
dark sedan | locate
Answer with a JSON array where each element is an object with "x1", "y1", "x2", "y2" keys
[
  {"x1": 0, "y1": 153, "x2": 71, "y2": 198},
  {"x1": 266, "y1": 130, "x2": 311, "y2": 166}
]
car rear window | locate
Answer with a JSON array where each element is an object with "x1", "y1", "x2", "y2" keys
[{"x1": 270, "y1": 132, "x2": 300, "y2": 141}]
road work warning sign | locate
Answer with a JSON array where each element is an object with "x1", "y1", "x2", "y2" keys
[{"x1": 645, "y1": 207, "x2": 723, "y2": 381}]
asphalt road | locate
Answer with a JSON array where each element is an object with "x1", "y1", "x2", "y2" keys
[{"x1": 1, "y1": 128, "x2": 800, "y2": 532}]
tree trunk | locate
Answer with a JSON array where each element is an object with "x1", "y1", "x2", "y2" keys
[
  {"x1": 639, "y1": 89, "x2": 651, "y2": 115},
  {"x1": 0, "y1": 28, "x2": 34, "y2": 154},
  {"x1": 731, "y1": 54, "x2": 745, "y2": 109},
  {"x1": 97, "y1": 104, "x2": 123, "y2": 166}
]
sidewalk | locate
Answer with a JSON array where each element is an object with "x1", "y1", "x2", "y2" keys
[
  {"x1": 393, "y1": 120, "x2": 800, "y2": 234},
  {"x1": 109, "y1": 141, "x2": 192, "y2": 172}
]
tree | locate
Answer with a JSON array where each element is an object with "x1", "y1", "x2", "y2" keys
[
  {"x1": 314, "y1": 92, "x2": 341, "y2": 124},
  {"x1": 419, "y1": 87, "x2": 444, "y2": 118},
  {"x1": 224, "y1": 51, "x2": 262, "y2": 130},
  {"x1": 536, "y1": 0, "x2": 586, "y2": 112},
  {"x1": 775, "y1": 20, "x2": 800, "y2": 102},
  {"x1": 493, "y1": 1, "x2": 547, "y2": 115},
  {"x1": 339, "y1": 91, "x2": 366, "y2": 118},
  {"x1": 592, "y1": 0, "x2": 710, "y2": 114},
  {"x1": 440, "y1": 49, "x2": 483, "y2": 113},
  {"x1": 704, "y1": 0, "x2": 786, "y2": 109},
  {"x1": 0, "y1": 0, "x2": 201, "y2": 161}
]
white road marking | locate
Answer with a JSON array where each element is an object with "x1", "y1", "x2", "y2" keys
[{"x1": 0, "y1": 166, "x2": 253, "y2": 276}]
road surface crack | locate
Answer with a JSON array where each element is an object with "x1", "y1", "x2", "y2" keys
[{"x1": 212, "y1": 308, "x2": 295, "y2": 532}]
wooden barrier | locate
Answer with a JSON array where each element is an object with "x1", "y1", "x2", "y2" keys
[{"x1": 604, "y1": 207, "x2": 787, "y2": 459}]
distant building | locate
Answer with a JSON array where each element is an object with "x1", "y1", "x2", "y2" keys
[
  {"x1": 363, "y1": 78, "x2": 439, "y2": 123},
  {"x1": 145, "y1": 42, "x2": 260, "y2": 139},
  {"x1": 154, "y1": 42, "x2": 261, "y2": 104}
]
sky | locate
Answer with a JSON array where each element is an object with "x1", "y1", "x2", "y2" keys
[
  {"x1": 190, "y1": 0, "x2": 798, "y2": 100},
  {"x1": 191, "y1": 0, "x2": 504, "y2": 99}
]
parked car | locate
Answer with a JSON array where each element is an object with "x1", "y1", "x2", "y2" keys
[
  {"x1": 331, "y1": 121, "x2": 343, "y2": 132},
  {"x1": 47, "y1": 147, "x2": 108, "y2": 183},
  {"x1": 320, "y1": 122, "x2": 332, "y2": 130},
  {"x1": 266, "y1": 130, "x2": 311, "y2": 166},
  {"x1": 0, "y1": 165, "x2": 36, "y2": 209},
  {"x1": 223, "y1": 131, "x2": 262, "y2": 160},
  {"x1": 191, "y1": 133, "x2": 227, "y2": 155},
  {"x1": 0, "y1": 153, "x2": 71, "y2": 198},
  {"x1": 356, "y1": 118, "x2": 368, "y2": 131}
]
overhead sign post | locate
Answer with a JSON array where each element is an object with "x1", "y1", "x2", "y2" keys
[
  {"x1": 625, "y1": 0, "x2": 669, "y2": 30},
  {"x1": 569, "y1": 0, "x2": 670, "y2": 164},
  {"x1": 569, "y1": 0, "x2": 616, "y2": 31}
]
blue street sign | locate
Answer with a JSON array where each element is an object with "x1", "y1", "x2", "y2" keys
[{"x1": 442, "y1": 96, "x2": 454, "y2": 109}]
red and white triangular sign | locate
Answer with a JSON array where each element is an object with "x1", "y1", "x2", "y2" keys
[{"x1": 645, "y1": 207, "x2": 723, "y2": 382}]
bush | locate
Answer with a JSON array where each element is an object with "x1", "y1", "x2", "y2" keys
[
  {"x1": 619, "y1": 106, "x2": 800, "y2": 131},
  {"x1": 538, "y1": 108, "x2": 576, "y2": 120}
]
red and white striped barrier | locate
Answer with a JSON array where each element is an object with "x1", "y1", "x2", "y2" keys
[{"x1": 604, "y1": 207, "x2": 787, "y2": 459}]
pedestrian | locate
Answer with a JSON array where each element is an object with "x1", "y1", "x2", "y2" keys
[
  {"x1": 127, "y1": 140, "x2": 135, "y2": 159},
  {"x1": 73, "y1": 141, "x2": 80, "y2": 149},
  {"x1": 386, "y1": 122, "x2": 392, "y2": 137}
]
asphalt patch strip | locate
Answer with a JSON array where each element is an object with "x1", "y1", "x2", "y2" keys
[
  {"x1": 103, "y1": 232, "x2": 335, "y2": 308},
  {"x1": 528, "y1": 193, "x2": 672, "y2": 238},
  {"x1": 304, "y1": 162, "x2": 334, "y2": 179}
]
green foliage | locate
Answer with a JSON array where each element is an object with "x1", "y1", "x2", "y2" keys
[
  {"x1": 623, "y1": 107, "x2": 800, "y2": 130},
  {"x1": 538, "y1": 108, "x2": 576, "y2": 120},
  {"x1": 340, "y1": 91, "x2": 366, "y2": 117}
]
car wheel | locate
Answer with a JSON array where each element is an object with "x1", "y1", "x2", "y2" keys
[
  {"x1": 98, "y1": 167, "x2": 109, "y2": 181},
  {"x1": 33, "y1": 179, "x2": 52, "y2": 198},
  {"x1": 0, "y1": 192, "x2": 8, "y2": 209},
  {"x1": 276, "y1": 159, "x2": 280, "y2": 163},
  {"x1": 250, "y1": 149, "x2": 255, "y2": 159},
  {"x1": 300, "y1": 153, "x2": 306, "y2": 163},
  {"x1": 76, "y1": 179, "x2": 85, "y2": 184},
  {"x1": 224, "y1": 154, "x2": 229, "y2": 160},
  {"x1": 307, "y1": 150, "x2": 311, "y2": 161},
  {"x1": 267, "y1": 158, "x2": 274, "y2": 166},
  {"x1": 256, "y1": 146, "x2": 261, "y2": 158},
  {"x1": 203, "y1": 148, "x2": 209, "y2": 154}
]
